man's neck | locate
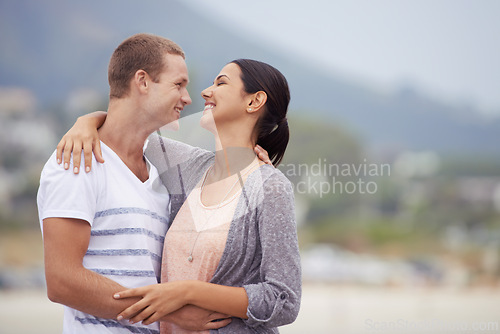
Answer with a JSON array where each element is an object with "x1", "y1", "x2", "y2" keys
[{"x1": 98, "y1": 101, "x2": 154, "y2": 182}]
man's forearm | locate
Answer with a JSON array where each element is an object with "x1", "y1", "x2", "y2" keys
[
  {"x1": 50, "y1": 268, "x2": 227, "y2": 329},
  {"x1": 43, "y1": 217, "x2": 139, "y2": 320},
  {"x1": 47, "y1": 266, "x2": 140, "y2": 319}
]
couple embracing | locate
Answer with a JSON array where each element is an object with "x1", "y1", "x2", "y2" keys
[{"x1": 37, "y1": 33, "x2": 301, "y2": 333}]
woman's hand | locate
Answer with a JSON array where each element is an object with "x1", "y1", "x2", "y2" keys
[
  {"x1": 56, "y1": 111, "x2": 107, "y2": 174},
  {"x1": 114, "y1": 282, "x2": 190, "y2": 325}
]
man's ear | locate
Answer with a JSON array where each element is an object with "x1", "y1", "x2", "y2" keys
[
  {"x1": 133, "y1": 69, "x2": 149, "y2": 94},
  {"x1": 247, "y1": 91, "x2": 267, "y2": 114}
]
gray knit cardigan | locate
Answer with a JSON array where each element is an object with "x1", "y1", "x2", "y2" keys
[{"x1": 144, "y1": 135, "x2": 301, "y2": 333}]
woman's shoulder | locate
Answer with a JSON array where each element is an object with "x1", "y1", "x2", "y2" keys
[
  {"x1": 256, "y1": 164, "x2": 291, "y2": 183},
  {"x1": 247, "y1": 164, "x2": 294, "y2": 196}
]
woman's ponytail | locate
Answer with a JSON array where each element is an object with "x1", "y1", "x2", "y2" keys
[
  {"x1": 231, "y1": 59, "x2": 290, "y2": 166},
  {"x1": 256, "y1": 117, "x2": 289, "y2": 166}
]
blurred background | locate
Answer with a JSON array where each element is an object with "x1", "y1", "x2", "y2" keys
[{"x1": 1, "y1": 0, "x2": 500, "y2": 333}]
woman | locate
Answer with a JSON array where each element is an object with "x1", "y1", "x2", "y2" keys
[{"x1": 58, "y1": 59, "x2": 301, "y2": 333}]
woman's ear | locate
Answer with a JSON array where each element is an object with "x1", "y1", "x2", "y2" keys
[{"x1": 247, "y1": 91, "x2": 267, "y2": 114}]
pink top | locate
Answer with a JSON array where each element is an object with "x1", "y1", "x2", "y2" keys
[{"x1": 160, "y1": 169, "x2": 242, "y2": 334}]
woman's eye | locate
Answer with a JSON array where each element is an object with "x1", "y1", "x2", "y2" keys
[{"x1": 216, "y1": 82, "x2": 225, "y2": 86}]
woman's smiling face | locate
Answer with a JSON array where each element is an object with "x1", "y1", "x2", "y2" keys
[{"x1": 200, "y1": 63, "x2": 251, "y2": 133}]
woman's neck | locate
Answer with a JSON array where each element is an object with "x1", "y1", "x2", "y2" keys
[{"x1": 211, "y1": 133, "x2": 257, "y2": 181}]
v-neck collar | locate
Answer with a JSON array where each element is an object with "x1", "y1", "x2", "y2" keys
[{"x1": 100, "y1": 141, "x2": 153, "y2": 186}]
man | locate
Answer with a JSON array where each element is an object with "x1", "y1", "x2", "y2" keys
[{"x1": 37, "y1": 33, "x2": 231, "y2": 333}]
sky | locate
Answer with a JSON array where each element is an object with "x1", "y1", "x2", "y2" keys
[{"x1": 185, "y1": 0, "x2": 500, "y2": 115}]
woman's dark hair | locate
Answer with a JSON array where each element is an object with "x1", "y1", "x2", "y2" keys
[{"x1": 231, "y1": 59, "x2": 290, "y2": 166}]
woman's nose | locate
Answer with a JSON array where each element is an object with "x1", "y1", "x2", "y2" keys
[{"x1": 201, "y1": 86, "x2": 212, "y2": 99}]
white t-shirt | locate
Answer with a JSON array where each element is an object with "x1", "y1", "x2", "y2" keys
[{"x1": 37, "y1": 141, "x2": 169, "y2": 334}]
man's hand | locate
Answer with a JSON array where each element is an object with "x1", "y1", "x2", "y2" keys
[
  {"x1": 163, "y1": 305, "x2": 232, "y2": 330},
  {"x1": 254, "y1": 145, "x2": 272, "y2": 165}
]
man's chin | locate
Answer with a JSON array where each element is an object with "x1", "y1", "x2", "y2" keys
[{"x1": 160, "y1": 119, "x2": 180, "y2": 132}]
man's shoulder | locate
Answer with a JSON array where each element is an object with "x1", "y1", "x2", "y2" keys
[
  {"x1": 39, "y1": 149, "x2": 105, "y2": 189},
  {"x1": 37, "y1": 150, "x2": 103, "y2": 228}
]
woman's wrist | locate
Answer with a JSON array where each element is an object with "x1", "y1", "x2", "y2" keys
[
  {"x1": 183, "y1": 280, "x2": 199, "y2": 305},
  {"x1": 76, "y1": 111, "x2": 107, "y2": 129}
]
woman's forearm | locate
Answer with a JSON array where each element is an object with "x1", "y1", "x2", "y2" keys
[
  {"x1": 78, "y1": 110, "x2": 107, "y2": 129},
  {"x1": 185, "y1": 281, "x2": 249, "y2": 319}
]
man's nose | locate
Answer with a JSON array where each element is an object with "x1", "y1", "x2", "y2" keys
[{"x1": 182, "y1": 91, "x2": 192, "y2": 105}]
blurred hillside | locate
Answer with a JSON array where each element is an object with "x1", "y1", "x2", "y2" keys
[
  {"x1": 1, "y1": 0, "x2": 500, "y2": 289},
  {"x1": 1, "y1": 0, "x2": 500, "y2": 154}
]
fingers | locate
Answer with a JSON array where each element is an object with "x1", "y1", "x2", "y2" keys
[
  {"x1": 113, "y1": 287, "x2": 140, "y2": 300},
  {"x1": 205, "y1": 318, "x2": 232, "y2": 330},
  {"x1": 205, "y1": 312, "x2": 232, "y2": 330},
  {"x1": 71, "y1": 141, "x2": 83, "y2": 174},
  {"x1": 80, "y1": 140, "x2": 104, "y2": 173},
  {"x1": 114, "y1": 291, "x2": 162, "y2": 326},
  {"x1": 83, "y1": 141, "x2": 93, "y2": 173},
  {"x1": 259, "y1": 153, "x2": 271, "y2": 165},
  {"x1": 128, "y1": 306, "x2": 155, "y2": 325},
  {"x1": 141, "y1": 312, "x2": 162, "y2": 326},
  {"x1": 254, "y1": 145, "x2": 272, "y2": 165},
  {"x1": 208, "y1": 312, "x2": 231, "y2": 322},
  {"x1": 93, "y1": 140, "x2": 105, "y2": 164},
  {"x1": 62, "y1": 141, "x2": 73, "y2": 171},
  {"x1": 253, "y1": 145, "x2": 260, "y2": 156},
  {"x1": 56, "y1": 140, "x2": 65, "y2": 165},
  {"x1": 116, "y1": 298, "x2": 148, "y2": 322}
]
